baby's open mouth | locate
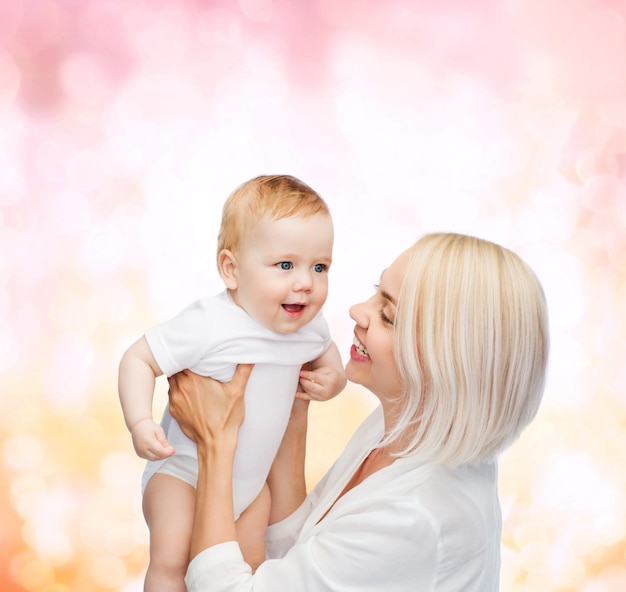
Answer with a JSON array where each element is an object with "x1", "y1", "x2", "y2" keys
[{"x1": 283, "y1": 304, "x2": 305, "y2": 313}]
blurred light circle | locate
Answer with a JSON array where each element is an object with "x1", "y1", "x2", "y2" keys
[
  {"x1": 197, "y1": 8, "x2": 241, "y2": 58},
  {"x1": 239, "y1": 0, "x2": 272, "y2": 22},
  {"x1": 42, "y1": 585, "x2": 71, "y2": 592},
  {"x1": 99, "y1": 451, "x2": 140, "y2": 490},
  {"x1": 580, "y1": 565, "x2": 626, "y2": 592},
  {"x1": 91, "y1": 554, "x2": 127, "y2": 589},
  {"x1": 44, "y1": 334, "x2": 94, "y2": 414},
  {"x1": 93, "y1": 281, "x2": 133, "y2": 324},
  {"x1": 0, "y1": 50, "x2": 20, "y2": 107},
  {"x1": 0, "y1": 324, "x2": 19, "y2": 372},
  {"x1": 59, "y1": 52, "x2": 111, "y2": 106},
  {"x1": 581, "y1": 174, "x2": 622, "y2": 212},
  {"x1": 21, "y1": 487, "x2": 75, "y2": 562},
  {"x1": 593, "y1": 513, "x2": 626, "y2": 546},
  {"x1": 598, "y1": 99, "x2": 626, "y2": 127},
  {"x1": 10, "y1": 475, "x2": 46, "y2": 518},
  {"x1": 0, "y1": 1, "x2": 22, "y2": 43},
  {"x1": 3, "y1": 434, "x2": 44, "y2": 471},
  {"x1": 18, "y1": 558, "x2": 54, "y2": 590},
  {"x1": 65, "y1": 149, "x2": 105, "y2": 193},
  {"x1": 519, "y1": 541, "x2": 550, "y2": 574},
  {"x1": 45, "y1": 190, "x2": 94, "y2": 237},
  {"x1": 575, "y1": 148, "x2": 618, "y2": 183},
  {"x1": 105, "y1": 523, "x2": 137, "y2": 556}
]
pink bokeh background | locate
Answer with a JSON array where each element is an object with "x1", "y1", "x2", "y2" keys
[{"x1": 1, "y1": 1, "x2": 625, "y2": 590}]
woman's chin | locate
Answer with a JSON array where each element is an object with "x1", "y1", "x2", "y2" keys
[{"x1": 345, "y1": 361, "x2": 365, "y2": 386}]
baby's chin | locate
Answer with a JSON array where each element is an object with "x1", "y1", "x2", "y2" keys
[{"x1": 268, "y1": 312, "x2": 316, "y2": 334}]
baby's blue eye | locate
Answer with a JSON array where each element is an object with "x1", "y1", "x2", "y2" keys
[
  {"x1": 278, "y1": 261, "x2": 293, "y2": 270},
  {"x1": 313, "y1": 263, "x2": 326, "y2": 273}
]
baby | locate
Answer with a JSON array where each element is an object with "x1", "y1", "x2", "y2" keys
[{"x1": 118, "y1": 175, "x2": 346, "y2": 591}]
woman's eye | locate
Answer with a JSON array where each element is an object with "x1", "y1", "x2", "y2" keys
[
  {"x1": 278, "y1": 262, "x2": 293, "y2": 270},
  {"x1": 313, "y1": 263, "x2": 326, "y2": 273},
  {"x1": 379, "y1": 309, "x2": 394, "y2": 325}
]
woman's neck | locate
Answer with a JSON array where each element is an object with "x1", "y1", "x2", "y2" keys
[
  {"x1": 379, "y1": 401, "x2": 412, "y2": 455},
  {"x1": 316, "y1": 445, "x2": 396, "y2": 525}
]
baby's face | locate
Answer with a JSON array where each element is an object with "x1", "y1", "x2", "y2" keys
[{"x1": 229, "y1": 213, "x2": 333, "y2": 333}]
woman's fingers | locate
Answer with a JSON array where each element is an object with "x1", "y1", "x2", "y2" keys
[
  {"x1": 230, "y1": 363, "x2": 253, "y2": 395},
  {"x1": 167, "y1": 365, "x2": 254, "y2": 442}
]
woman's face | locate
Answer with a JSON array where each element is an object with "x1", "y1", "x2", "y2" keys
[{"x1": 345, "y1": 249, "x2": 409, "y2": 400}]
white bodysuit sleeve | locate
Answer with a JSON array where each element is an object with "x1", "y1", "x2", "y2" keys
[{"x1": 145, "y1": 298, "x2": 215, "y2": 378}]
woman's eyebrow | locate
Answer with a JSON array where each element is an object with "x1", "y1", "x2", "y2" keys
[
  {"x1": 376, "y1": 269, "x2": 397, "y2": 305},
  {"x1": 380, "y1": 289, "x2": 397, "y2": 306}
]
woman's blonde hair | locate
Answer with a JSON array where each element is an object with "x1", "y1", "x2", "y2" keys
[
  {"x1": 386, "y1": 233, "x2": 549, "y2": 466},
  {"x1": 216, "y1": 175, "x2": 330, "y2": 262}
]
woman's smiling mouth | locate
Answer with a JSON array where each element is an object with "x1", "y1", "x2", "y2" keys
[{"x1": 351, "y1": 335, "x2": 370, "y2": 359}]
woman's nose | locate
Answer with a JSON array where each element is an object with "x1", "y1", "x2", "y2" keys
[{"x1": 349, "y1": 300, "x2": 368, "y2": 326}]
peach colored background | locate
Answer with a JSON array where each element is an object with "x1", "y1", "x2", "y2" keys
[{"x1": 1, "y1": 1, "x2": 625, "y2": 590}]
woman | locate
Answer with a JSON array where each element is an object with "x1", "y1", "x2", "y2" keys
[{"x1": 167, "y1": 232, "x2": 550, "y2": 591}]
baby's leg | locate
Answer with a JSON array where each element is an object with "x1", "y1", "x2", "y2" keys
[
  {"x1": 236, "y1": 482, "x2": 271, "y2": 572},
  {"x1": 142, "y1": 473, "x2": 195, "y2": 592}
]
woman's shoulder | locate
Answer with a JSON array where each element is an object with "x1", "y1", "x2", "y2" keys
[
  {"x1": 399, "y1": 461, "x2": 499, "y2": 521},
  {"x1": 336, "y1": 459, "x2": 500, "y2": 554},
  {"x1": 349, "y1": 462, "x2": 500, "y2": 585},
  {"x1": 404, "y1": 462, "x2": 501, "y2": 561}
]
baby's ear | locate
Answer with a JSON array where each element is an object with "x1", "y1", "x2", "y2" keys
[{"x1": 218, "y1": 249, "x2": 238, "y2": 289}]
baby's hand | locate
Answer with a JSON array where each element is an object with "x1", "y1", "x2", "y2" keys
[
  {"x1": 297, "y1": 366, "x2": 347, "y2": 402},
  {"x1": 130, "y1": 419, "x2": 175, "y2": 461}
]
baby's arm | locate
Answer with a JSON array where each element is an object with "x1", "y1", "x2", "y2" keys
[
  {"x1": 118, "y1": 336, "x2": 175, "y2": 460},
  {"x1": 297, "y1": 341, "x2": 346, "y2": 401}
]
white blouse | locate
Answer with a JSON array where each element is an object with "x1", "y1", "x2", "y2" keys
[{"x1": 185, "y1": 405, "x2": 502, "y2": 592}]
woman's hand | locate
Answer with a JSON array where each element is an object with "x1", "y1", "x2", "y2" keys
[
  {"x1": 167, "y1": 365, "x2": 253, "y2": 447},
  {"x1": 167, "y1": 365, "x2": 253, "y2": 561}
]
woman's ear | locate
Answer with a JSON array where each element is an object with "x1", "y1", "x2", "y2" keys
[{"x1": 218, "y1": 249, "x2": 238, "y2": 289}]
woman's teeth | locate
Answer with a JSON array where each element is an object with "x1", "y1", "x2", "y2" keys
[{"x1": 353, "y1": 337, "x2": 369, "y2": 357}]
